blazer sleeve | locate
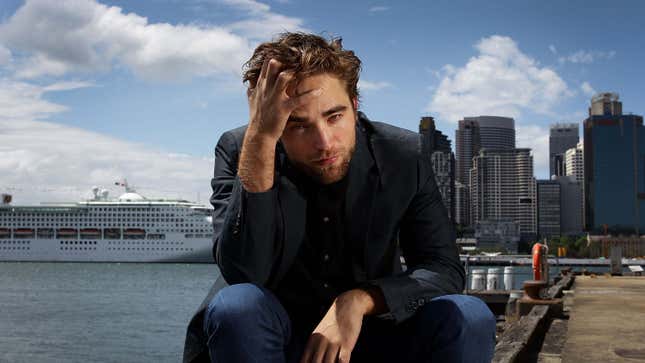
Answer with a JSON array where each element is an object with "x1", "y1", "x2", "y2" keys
[
  {"x1": 210, "y1": 131, "x2": 283, "y2": 286},
  {"x1": 363, "y1": 154, "x2": 465, "y2": 324}
]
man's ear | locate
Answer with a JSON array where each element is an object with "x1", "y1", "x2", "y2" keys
[{"x1": 352, "y1": 97, "x2": 358, "y2": 110}]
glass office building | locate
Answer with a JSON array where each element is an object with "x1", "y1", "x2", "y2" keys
[{"x1": 583, "y1": 93, "x2": 645, "y2": 233}]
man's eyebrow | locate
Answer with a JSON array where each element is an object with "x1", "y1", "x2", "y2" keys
[
  {"x1": 287, "y1": 115, "x2": 308, "y2": 123},
  {"x1": 322, "y1": 105, "x2": 348, "y2": 117},
  {"x1": 287, "y1": 105, "x2": 348, "y2": 123}
]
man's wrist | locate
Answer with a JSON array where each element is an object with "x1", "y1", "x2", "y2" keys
[
  {"x1": 238, "y1": 128, "x2": 278, "y2": 193},
  {"x1": 339, "y1": 287, "x2": 386, "y2": 316},
  {"x1": 245, "y1": 122, "x2": 281, "y2": 145}
]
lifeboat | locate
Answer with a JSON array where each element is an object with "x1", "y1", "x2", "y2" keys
[
  {"x1": 123, "y1": 228, "x2": 146, "y2": 240},
  {"x1": 103, "y1": 228, "x2": 121, "y2": 239},
  {"x1": 56, "y1": 228, "x2": 78, "y2": 239},
  {"x1": 14, "y1": 228, "x2": 35, "y2": 239},
  {"x1": 37, "y1": 228, "x2": 54, "y2": 238},
  {"x1": 80, "y1": 228, "x2": 101, "y2": 239},
  {"x1": 0, "y1": 228, "x2": 11, "y2": 239}
]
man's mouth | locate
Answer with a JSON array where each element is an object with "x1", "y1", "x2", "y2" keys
[{"x1": 314, "y1": 155, "x2": 338, "y2": 166}]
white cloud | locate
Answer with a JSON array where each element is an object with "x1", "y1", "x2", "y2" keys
[
  {"x1": 428, "y1": 35, "x2": 572, "y2": 123},
  {"x1": 0, "y1": 44, "x2": 11, "y2": 65},
  {"x1": 220, "y1": 0, "x2": 271, "y2": 14},
  {"x1": 580, "y1": 81, "x2": 596, "y2": 97},
  {"x1": 226, "y1": 12, "x2": 306, "y2": 40},
  {"x1": 548, "y1": 44, "x2": 557, "y2": 54},
  {"x1": 0, "y1": 78, "x2": 212, "y2": 206},
  {"x1": 42, "y1": 80, "x2": 96, "y2": 92},
  {"x1": 0, "y1": 0, "x2": 307, "y2": 206},
  {"x1": 368, "y1": 6, "x2": 389, "y2": 12},
  {"x1": 358, "y1": 80, "x2": 391, "y2": 91},
  {"x1": 0, "y1": 0, "x2": 305, "y2": 81},
  {"x1": 558, "y1": 49, "x2": 616, "y2": 65},
  {"x1": 516, "y1": 124, "x2": 549, "y2": 177},
  {"x1": 0, "y1": 79, "x2": 96, "y2": 121},
  {"x1": 0, "y1": 118, "x2": 213, "y2": 206}
]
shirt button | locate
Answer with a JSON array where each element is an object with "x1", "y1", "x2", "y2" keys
[{"x1": 322, "y1": 216, "x2": 329, "y2": 223}]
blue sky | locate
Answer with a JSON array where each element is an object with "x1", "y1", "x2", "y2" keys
[{"x1": 1, "y1": 0, "x2": 643, "y2": 205}]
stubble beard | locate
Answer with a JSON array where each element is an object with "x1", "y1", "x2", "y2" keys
[{"x1": 295, "y1": 143, "x2": 356, "y2": 185}]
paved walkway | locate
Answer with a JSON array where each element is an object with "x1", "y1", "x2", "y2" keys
[{"x1": 562, "y1": 276, "x2": 645, "y2": 362}]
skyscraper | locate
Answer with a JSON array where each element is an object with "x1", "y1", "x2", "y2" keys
[
  {"x1": 455, "y1": 119, "x2": 480, "y2": 185},
  {"x1": 537, "y1": 179, "x2": 561, "y2": 239},
  {"x1": 455, "y1": 182, "x2": 469, "y2": 226},
  {"x1": 549, "y1": 123, "x2": 579, "y2": 177},
  {"x1": 469, "y1": 116, "x2": 516, "y2": 150},
  {"x1": 419, "y1": 116, "x2": 455, "y2": 222},
  {"x1": 557, "y1": 175, "x2": 583, "y2": 236},
  {"x1": 564, "y1": 142, "x2": 585, "y2": 230},
  {"x1": 455, "y1": 116, "x2": 515, "y2": 231},
  {"x1": 470, "y1": 148, "x2": 536, "y2": 241},
  {"x1": 455, "y1": 116, "x2": 515, "y2": 185},
  {"x1": 565, "y1": 141, "x2": 584, "y2": 183},
  {"x1": 584, "y1": 92, "x2": 645, "y2": 233}
]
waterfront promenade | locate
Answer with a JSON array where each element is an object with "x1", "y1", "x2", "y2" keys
[
  {"x1": 461, "y1": 255, "x2": 645, "y2": 267},
  {"x1": 561, "y1": 276, "x2": 645, "y2": 362}
]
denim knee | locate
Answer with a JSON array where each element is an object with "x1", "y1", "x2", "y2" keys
[
  {"x1": 418, "y1": 294, "x2": 496, "y2": 362},
  {"x1": 203, "y1": 283, "x2": 290, "y2": 340},
  {"x1": 424, "y1": 294, "x2": 496, "y2": 332}
]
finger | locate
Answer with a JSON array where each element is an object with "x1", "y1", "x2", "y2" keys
[
  {"x1": 265, "y1": 59, "x2": 283, "y2": 90},
  {"x1": 312, "y1": 339, "x2": 327, "y2": 363},
  {"x1": 256, "y1": 58, "x2": 271, "y2": 91},
  {"x1": 274, "y1": 70, "x2": 295, "y2": 95},
  {"x1": 324, "y1": 344, "x2": 340, "y2": 363},
  {"x1": 299, "y1": 336, "x2": 316, "y2": 363},
  {"x1": 338, "y1": 347, "x2": 352, "y2": 363},
  {"x1": 285, "y1": 88, "x2": 323, "y2": 110}
]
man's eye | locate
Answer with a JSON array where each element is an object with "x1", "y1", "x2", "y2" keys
[
  {"x1": 329, "y1": 114, "x2": 342, "y2": 122},
  {"x1": 291, "y1": 124, "x2": 307, "y2": 131}
]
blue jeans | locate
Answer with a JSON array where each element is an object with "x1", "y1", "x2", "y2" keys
[{"x1": 203, "y1": 283, "x2": 496, "y2": 363}]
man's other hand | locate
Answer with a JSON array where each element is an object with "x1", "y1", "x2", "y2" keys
[{"x1": 299, "y1": 289, "x2": 376, "y2": 363}]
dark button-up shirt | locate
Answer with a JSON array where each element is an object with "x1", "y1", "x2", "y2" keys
[{"x1": 274, "y1": 161, "x2": 355, "y2": 332}]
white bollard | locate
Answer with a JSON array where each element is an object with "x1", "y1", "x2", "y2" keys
[
  {"x1": 487, "y1": 268, "x2": 502, "y2": 290},
  {"x1": 471, "y1": 269, "x2": 486, "y2": 290},
  {"x1": 504, "y1": 266, "x2": 515, "y2": 290}
]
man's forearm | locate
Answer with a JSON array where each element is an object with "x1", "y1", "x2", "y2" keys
[
  {"x1": 339, "y1": 287, "x2": 388, "y2": 316},
  {"x1": 238, "y1": 130, "x2": 278, "y2": 192}
]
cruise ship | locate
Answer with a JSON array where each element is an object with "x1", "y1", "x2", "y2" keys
[{"x1": 0, "y1": 182, "x2": 214, "y2": 263}]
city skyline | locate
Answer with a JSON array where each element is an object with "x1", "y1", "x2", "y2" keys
[{"x1": 1, "y1": 0, "x2": 644, "y2": 205}]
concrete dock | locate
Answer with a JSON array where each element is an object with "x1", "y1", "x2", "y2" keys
[{"x1": 561, "y1": 276, "x2": 645, "y2": 362}]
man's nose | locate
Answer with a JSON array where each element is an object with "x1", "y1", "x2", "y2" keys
[{"x1": 313, "y1": 124, "x2": 333, "y2": 151}]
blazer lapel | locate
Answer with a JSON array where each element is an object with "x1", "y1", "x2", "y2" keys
[
  {"x1": 345, "y1": 122, "x2": 380, "y2": 281},
  {"x1": 272, "y1": 146, "x2": 308, "y2": 285}
]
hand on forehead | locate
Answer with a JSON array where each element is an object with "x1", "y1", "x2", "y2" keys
[{"x1": 289, "y1": 74, "x2": 347, "y2": 115}]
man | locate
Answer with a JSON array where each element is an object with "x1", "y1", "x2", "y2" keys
[{"x1": 184, "y1": 32, "x2": 496, "y2": 363}]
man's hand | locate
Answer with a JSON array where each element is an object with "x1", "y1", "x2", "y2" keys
[
  {"x1": 238, "y1": 58, "x2": 321, "y2": 192},
  {"x1": 299, "y1": 288, "x2": 385, "y2": 363}
]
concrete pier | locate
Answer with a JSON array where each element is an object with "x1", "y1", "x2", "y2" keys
[{"x1": 561, "y1": 276, "x2": 645, "y2": 362}]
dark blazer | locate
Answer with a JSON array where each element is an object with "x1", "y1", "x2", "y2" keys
[{"x1": 183, "y1": 112, "x2": 465, "y2": 363}]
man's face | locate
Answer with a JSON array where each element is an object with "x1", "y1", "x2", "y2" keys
[{"x1": 280, "y1": 73, "x2": 357, "y2": 185}]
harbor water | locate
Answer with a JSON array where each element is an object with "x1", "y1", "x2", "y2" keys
[
  {"x1": 0, "y1": 261, "x2": 629, "y2": 362},
  {"x1": 0, "y1": 262, "x2": 218, "y2": 363}
]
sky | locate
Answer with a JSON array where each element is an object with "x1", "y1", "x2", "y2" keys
[{"x1": 1, "y1": 0, "x2": 644, "y2": 205}]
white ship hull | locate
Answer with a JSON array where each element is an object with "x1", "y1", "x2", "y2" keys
[
  {"x1": 1, "y1": 185, "x2": 216, "y2": 263},
  {"x1": 0, "y1": 235, "x2": 213, "y2": 263}
]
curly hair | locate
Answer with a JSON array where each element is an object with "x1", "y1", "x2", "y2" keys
[{"x1": 243, "y1": 32, "x2": 362, "y2": 103}]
